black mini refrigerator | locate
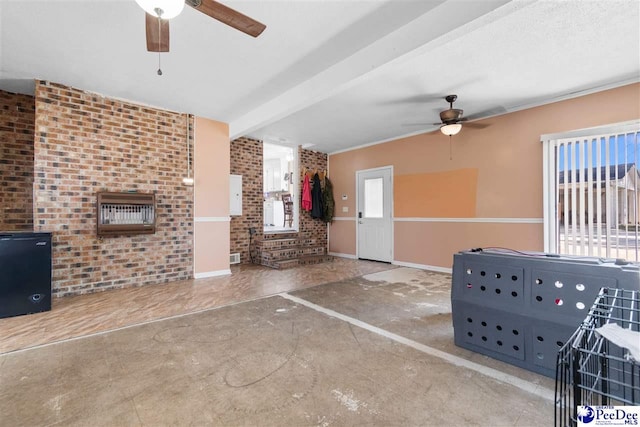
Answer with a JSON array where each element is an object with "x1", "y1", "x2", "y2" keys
[{"x1": 0, "y1": 232, "x2": 52, "y2": 318}]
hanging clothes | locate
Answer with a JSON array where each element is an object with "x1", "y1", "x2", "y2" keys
[
  {"x1": 322, "y1": 176, "x2": 335, "y2": 223},
  {"x1": 302, "y1": 174, "x2": 312, "y2": 211},
  {"x1": 310, "y1": 173, "x2": 324, "y2": 219}
]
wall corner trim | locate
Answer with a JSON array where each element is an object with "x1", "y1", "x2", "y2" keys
[
  {"x1": 392, "y1": 260, "x2": 452, "y2": 274},
  {"x1": 194, "y1": 269, "x2": 232, "y2": 279}
]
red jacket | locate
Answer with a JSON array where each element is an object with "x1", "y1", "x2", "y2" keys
[{"x1": 302, "y1": 175, "x2": 312, "y2": 211}]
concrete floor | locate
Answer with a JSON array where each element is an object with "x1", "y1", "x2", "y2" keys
[{"x1": 0, "y1": 266, "x2": 555, "y2": 426}]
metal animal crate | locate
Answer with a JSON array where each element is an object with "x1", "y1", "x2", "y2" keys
[{"x1": 555, "y1": 287, "x2": 640, "y2": 427}]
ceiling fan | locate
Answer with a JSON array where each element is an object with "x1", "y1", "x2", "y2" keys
[
  {"x1": 434, "y1": 94, "x2": 488, "y2": 136},
  {"x1": 136, "y1": 0, "x2": 266, "y2": 54},
  {"x1": 399, "y1": 93, "x2": 505, "y2": 159}
]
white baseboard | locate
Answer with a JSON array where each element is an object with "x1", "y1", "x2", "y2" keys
[
  {"x1": 329, "y1": 253, "x2": 452, "y2": 273},
  {"x1": 194, "y1": 269, "x2": 232, "y2": 279},
  {"x1": 392, "y1": 260, "x2": 452, "y2": 274},
  {"x1": 329, "y1": 252, "x2": 357, "y2": 259}
]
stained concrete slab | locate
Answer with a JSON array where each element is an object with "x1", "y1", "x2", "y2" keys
[
  {"x1": 0, "y1": 287, "x2": 554, "y2": 426},
  {"x1": 291, "y1": 267, "x2": 556, "y2": 388}
]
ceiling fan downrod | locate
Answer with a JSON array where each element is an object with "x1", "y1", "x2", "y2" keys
[{"x1": 445, "y1": 94, "x2": 457, "y2": 109}]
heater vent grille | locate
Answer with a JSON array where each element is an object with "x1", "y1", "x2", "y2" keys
[{"x1": 230, "y1": 253, "x2": 240, "y2": 264}]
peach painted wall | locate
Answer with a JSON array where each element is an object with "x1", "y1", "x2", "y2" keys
[
  {"x1": 395, "y1": 169, "x2": 478, "y2": 217},
  {"x1": 394, "y1": 222, "x2": 543, "y2": 268},
  {"x1": 329, "y1": 83, "x2": 640, "y2": 269},
  {"x1": 328, "y1": 220, "x2": 356, "y2": 255},
  {"x1": 194, "y1": 116, "x2": 231, "y2": 276}
]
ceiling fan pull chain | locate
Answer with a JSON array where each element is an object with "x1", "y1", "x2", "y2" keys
[
  {"x1": 449, "y1": 135, "x2": 452, "y2": 160},
  {"x1": 157, "y1": 16, "x2": 163, "y2": 75}
]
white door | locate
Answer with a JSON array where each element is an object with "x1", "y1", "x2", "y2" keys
[{"x1": 357, "y1": 167, "x2": 392, "y2": 262}]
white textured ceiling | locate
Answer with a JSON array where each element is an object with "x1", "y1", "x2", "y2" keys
[{"x1": 1, "y1": 0, "x2": 639, "y2": 154}]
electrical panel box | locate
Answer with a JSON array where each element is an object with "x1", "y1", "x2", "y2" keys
[{"x1": 230, "y1": 174, "x2": 242, "y2": 216}]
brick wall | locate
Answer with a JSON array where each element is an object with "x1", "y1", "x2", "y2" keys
[
  {"x1": 299, "y1": 147, "x2": 328, "y2": 248},
  {"x1": 230, "y1": 137, "x2": 263, "y2": 263},
  {"x1": 0, "y1": 90, "x2": 35, "y2": 231},
  {"x1": 230, "y1": 140, "x2": 329, "y2": 264},
  {"x1": 33, "y1": 81, "x2": 193, "y2": 296}
]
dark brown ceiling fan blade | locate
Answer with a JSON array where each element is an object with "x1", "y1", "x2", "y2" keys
[
  {"x1": 380, "y1": 94, "x2": 444, "y2": 106},
  {"x1": 186, "y1": 0, "x2": 266, "y2": 37},
  {"x1": 401, "y1": 122, "x2": 431, "y2": 127},
  {"x1": 145, "y1": 13, "x2": 170, "y2": 52},
  {"x1": 465, "y1": 122, "x2": 490, "y2": 129},
  {"x1": 464, "y1": 106, "x2": 507, "y2": 121}
]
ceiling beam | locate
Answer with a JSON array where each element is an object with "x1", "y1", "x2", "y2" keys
[{"x1": 229, "y1": 0, "x2": 523, "y2": 141}]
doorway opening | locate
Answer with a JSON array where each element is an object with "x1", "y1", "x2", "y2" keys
[{"x1": 263, "y1": 142, "x2": 298, "y2": 233}]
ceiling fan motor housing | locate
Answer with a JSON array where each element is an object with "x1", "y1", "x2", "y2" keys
[{"x1": 440, "y1": 108, "x2": 464, "y2": 123}]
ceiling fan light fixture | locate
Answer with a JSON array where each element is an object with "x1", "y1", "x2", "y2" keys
[
  {"x1": 440, "y1": 123, "x2": 462, "y2": 136},
  {"x1": 135, "y1": 0, "x2": 185, "y2": 19}
]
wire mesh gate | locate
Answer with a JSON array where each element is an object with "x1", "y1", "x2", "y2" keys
[{"x1": 555, "y1": 287, "x2": 640, "y2": 426}]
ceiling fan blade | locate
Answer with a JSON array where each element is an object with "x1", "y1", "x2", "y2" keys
[
  {"x1": 381, "y1": 94, "x2": 444, "y2": 106},
  {"x1": 464, "y1": 106, "x2": 507, "y2": 121},
  {"x1": 465, "y1": 122, "x2": 490, "y2": 129},
  {"x1": 187, "y1": 0, "x2": 266, "y2": 38},
  {"x1": 145, "y1": 13, "x2": 170, "y2": 52}
]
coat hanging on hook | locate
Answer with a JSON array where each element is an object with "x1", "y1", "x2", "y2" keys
[
  {"x1": 302, "y1": 173, "x2": 312, "y2": 211},
  {"x1": 310, "y1": 173, "x2": 324, "y2": 219},
  {"x1": 322, "y1": 175, "x2": 335, "y2": 223}
]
